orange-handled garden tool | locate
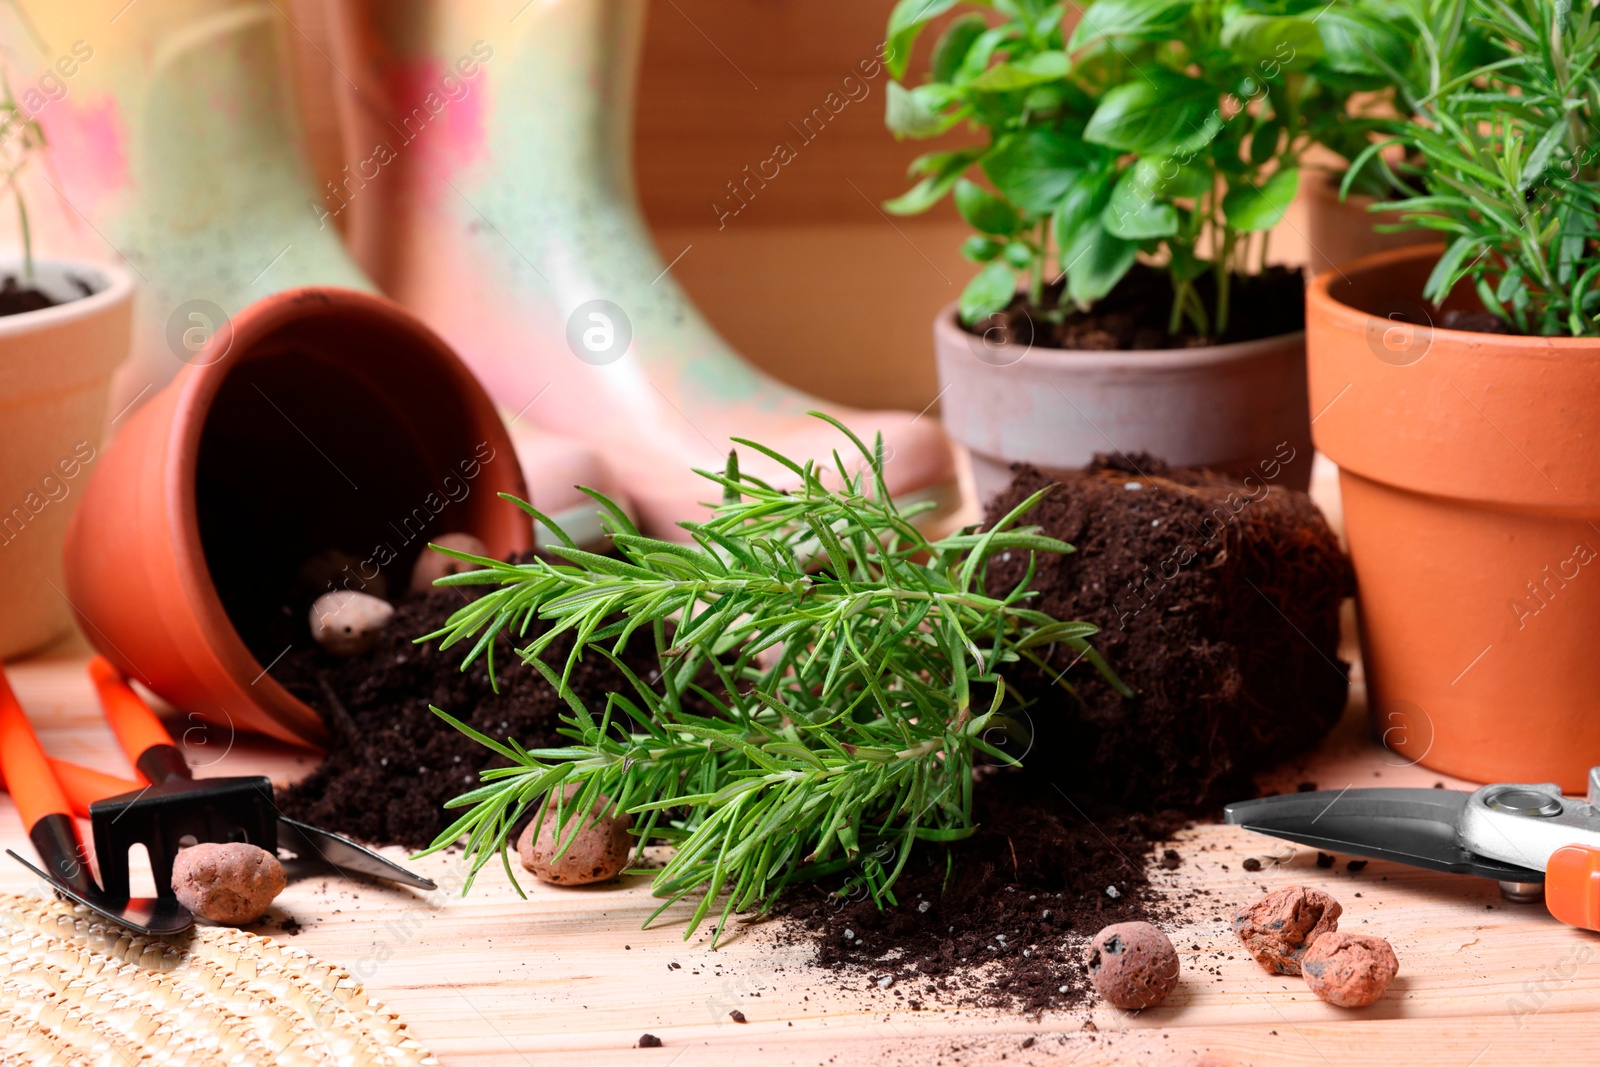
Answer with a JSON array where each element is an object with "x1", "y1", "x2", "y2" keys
[
  {"x1": 1226, "y1": 774, "x2": 1600, "y2": 931},
  {"x1": 80, "y1": 658, "x2": 435, "y2": 902},
  {"x1": 0, "y1": 663, "x2": 192, "y2": 934}
]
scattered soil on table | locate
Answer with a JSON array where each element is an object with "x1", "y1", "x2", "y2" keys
[
  {"x1": 781, "y1": 774, "x2": 1194, "y2": 1014},
  {"x1": 0, "y1": 275, "x2": 56, "y2": 317},
  {"x1": 984, "y1": 456, "x2": 1352, "y2": 810},
  {"x1": 274, "y1": 584, "x2": 658, "y2": 850},
  {"x1": 965, "y1": 264, "x2": 1304, "y2": 351},
  {"x1": 275, "y1": 458, "x2": 1346, "y2": 1016}
]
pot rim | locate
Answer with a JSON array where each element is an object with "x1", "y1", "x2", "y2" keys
[
  {"x1": 1309, "y1": 242, "x2": 1600, "y2": 349},
  {"x1": 935, "y1": 298, "x2": 1305, "y2": 372},
  {"x1": 0, "y1": 257, "x2": 134, "y2": 338}
]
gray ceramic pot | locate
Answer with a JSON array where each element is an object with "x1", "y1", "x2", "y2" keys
[{"x1": 933, "y1": 301, "x2": 1312, "y2": 507}]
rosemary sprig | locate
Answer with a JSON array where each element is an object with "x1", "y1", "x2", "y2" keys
[{"x1": 417, "y1": 414, "x2": 1123, "y2": 941}]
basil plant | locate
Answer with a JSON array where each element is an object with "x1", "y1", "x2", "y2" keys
[{"x1": 884, "y1": 0, "x2": 1404, "y2": 338}]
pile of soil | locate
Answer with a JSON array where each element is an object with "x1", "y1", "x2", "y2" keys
[
  {"x1": 274, "y1": 586, "x2": 649, "y2": 849},
  {"x1": 967, "y1": 264, "x2": 1304, "y2": 351},
  {"x1": 985, "y1": 456, "x2": 1353, "y2": 810},
  {"x1": 782, "y1": 774, "x2": 1192, "y2": 1014},
  {"x1": 0, "y1": 275, "x2": 56, "y2": 317},
  {"x1": 273, "y1": 458, "x2": 1348, "y2": 1014}
]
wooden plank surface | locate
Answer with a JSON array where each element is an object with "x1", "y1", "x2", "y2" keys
[{"x1": 4, "y1": 642, "x2": 1598, "y2": 1066}]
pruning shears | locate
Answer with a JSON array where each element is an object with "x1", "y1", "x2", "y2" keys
[{"x1": 1225, "y1": 769, "x2": 1600, "y2": 931}]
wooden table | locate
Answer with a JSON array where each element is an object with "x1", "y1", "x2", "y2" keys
[{"x1": 4, "y1": 640, "x2": 1597, "y2": 1067}]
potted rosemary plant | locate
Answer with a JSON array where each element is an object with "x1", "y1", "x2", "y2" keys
[
  {"x1": 885, "y1": 0, "x2": 1382, "y2": 500},
  {"x1": 0, "y1": 68, "x2": 132, "y2": 658},
  {"x1": 420, "y1": 419, "x2": 1121, "y2": 938},
  {"x1": 1307, "y1": 0, "x2": 1600, "y2": 789},
  {"x1": 1301, "y1": 0, "x2": 1491, "y2": 275}
]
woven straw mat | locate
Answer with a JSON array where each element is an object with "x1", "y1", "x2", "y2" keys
[{"x1": 0, "y1": 891, "x2": 437, "y2": 1065}]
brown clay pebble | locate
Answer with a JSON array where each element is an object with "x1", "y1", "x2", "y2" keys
[
  {"x1": 517, "y1": 783, "x2": 633, "y2": 885},
  {"x1": 1232, "y1": 885, "x2": 1341, "y2": 975},
  {"x1": 1301, "y1": 931, "x2": 1398, "y2": 1007},
  {"x1": 638, "y1": 1034, "x2": 662, "y2": 1048},
  {"x1": 410, "y1": 532, "x2": 490, "y2": 592},
  {"x1": 171, "y1": 842, "x2": 287, "y2": 924},
  {"x1": 309, "y1": 590, "x2": 394, "y2": 657},
  {"x1": 1086, "y1": 921, "x2": 1180, "y2": 1009}
]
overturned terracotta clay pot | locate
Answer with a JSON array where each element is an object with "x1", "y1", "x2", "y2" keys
[{"x1": 64, "y1": 288, "x2": 529, "y2": 746}]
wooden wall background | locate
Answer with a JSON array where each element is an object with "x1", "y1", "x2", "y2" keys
[{"x1": 288, "y1": 0, "x2": 1320, "y2": 415}]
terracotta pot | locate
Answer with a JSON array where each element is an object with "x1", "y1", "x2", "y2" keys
[
  {"x1": 0, "y1": 259, "x2": 133, "y2": 659},
  {"x1": 63, "y1": 288, "x2": 530, "y2": 746},
  {"x1": 1302, "y1": 172, "x2": 1433, "y2": 280},
  {"x1": 1307, "y1": 244, "x2": 1600, "y2": 790},
  {"x1": 934, "y1": 302, "x2": 1313, "y2": 507}
]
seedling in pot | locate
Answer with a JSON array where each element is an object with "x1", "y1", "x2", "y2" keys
[
  {"x1": 419, "y1": 414, "x2": 1125, "y2": 941},
  {"x1": 883, "y1": 0, "x2": 1396, "y2": 339},
  {"x1": 0, "y1": 64, "x2": 43, "y2": 284}
]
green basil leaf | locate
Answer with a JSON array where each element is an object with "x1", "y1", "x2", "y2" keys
[
  {"x1": 1083, "y1": 69, "x2": 1214, "y2": 153},
  {"x1": 885, "y1": 0, "x2": 962, "y2": 80},
  {"x1": 1222, "y1": 167, "x2": 1299, "y2": 232},
  {"x1": 885, "y1": 148, "x2": 985, "y2": 215},
  {"x1": 962, "y1": 235, "x2": 1005, "y2": 262},
  {"x1": 1129, "y1": 154, "x2": 1211, "y2": 201},
  {"x1": 1063, "y1": 222, "x2": 1138, "y2": 307},
  {"x1": 954, "y1": 178, "x2": 1023, "y2": 235},
  {"x1": 1220, "y1": 13, "x2": 1323, "y2": 70},
  {"x1": 982, "y1": 128, "x2": 1090, "y2": 213},
  {"x1": 1003, "y1": 241, "x2": 1036, "y2": 268},
  {"x1": 966, "y1": 50, "x2": 1071, "y2": 92},
  {"x1": 955, "y1": 26, "x2": 1014, "y2": 83},
  {"x1": 1068, "y1": 0, "x2": 1193, "y2": 51},
  {"x1": 886, "y1": 81, "x2": 964, "y2": 139},
  {"x1": 931, "y1": 13, "x2": 991, "y2": 84},
  {"x1": 1103, "y1": 165, "x2": 1180, "y2": 239},
  {"x1": 959, "y1": 260, "x2": 1019, "y2": 323},
  {"x1": 1248, "y1": 118, "x2": 1283, "y2": 167},
  {"x1": 1314, "y1": 8, "x2": 1407, "y2": 79},
  {"x1": 1053, "y1": 166, "x2": 1117, "y2": 247}
]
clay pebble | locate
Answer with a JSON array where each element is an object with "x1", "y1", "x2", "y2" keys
[
  {"x1": 410, "y1": 532, "x2": 490, "y2": 593},
  {"x1": 1232, "y1": 884, "x2": 1341, "y2": 976},
  {"x1": 171, "y1": 842, "x2": 287, "y2": 925},
  {"x1": 1301, "y1": 931, "x2": 1398, "y2": 1007},
  {"x1": 517, "y1": 783, "x2": 633, "y2": 886},
  {"x1": 1086, "y1": 921, "x2": 1180, "y2": 1009},
  {"x1": 309, "y1": 590, "x2": 394, "y2": 656}
]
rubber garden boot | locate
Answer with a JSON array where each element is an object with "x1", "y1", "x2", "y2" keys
[
  {"x1": 12, "y1": 0, "x2": 374, "y2": 416},
  {"x1": 9, "y1": 0, "x2": 624, "y2": 543},
  {"x1": 324, "y1": 0, "x2": 959, "y2": 536}
]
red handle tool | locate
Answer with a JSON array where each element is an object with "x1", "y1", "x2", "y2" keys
[{"x1": 88, "y1": 656, "x2": 192, "y2": 784}]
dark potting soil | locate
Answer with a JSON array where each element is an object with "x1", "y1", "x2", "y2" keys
[
  {"x1": 984, "y1": 456, "x2": 1353, "y2": 810},
  {"x1": 273, "y1": 584, "x2": 658, "y2": 850},
  {"x1": 1439, "y1": 307, "x2": 1521, "y2": 335},
  {"x1": 781, "y1": 773, "x2": 1194, "y2": 1014},
  {"x1": 0, "y1": 275, "x2": 56, "y2": 317},
  {"x1": 965, "y1": 264, "x2": 1305, "y2": 351}
]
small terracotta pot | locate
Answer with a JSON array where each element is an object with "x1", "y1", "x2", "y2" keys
[
  {"x1": 1302, "y1": 171, "x2": 1433, "y2": 280},
  {"x1": 1308, "y1": 245, "x2": 1600, "y2": 789},
  {"x1": 934, "y1": 302, "x2": 1313, "y2": 506},
  {"x1": 0, "y1": 259, "x2": 133, "y2": 659},
  {"x1": 63, "y1": 288, "x2": 530, "y2": 746}
]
